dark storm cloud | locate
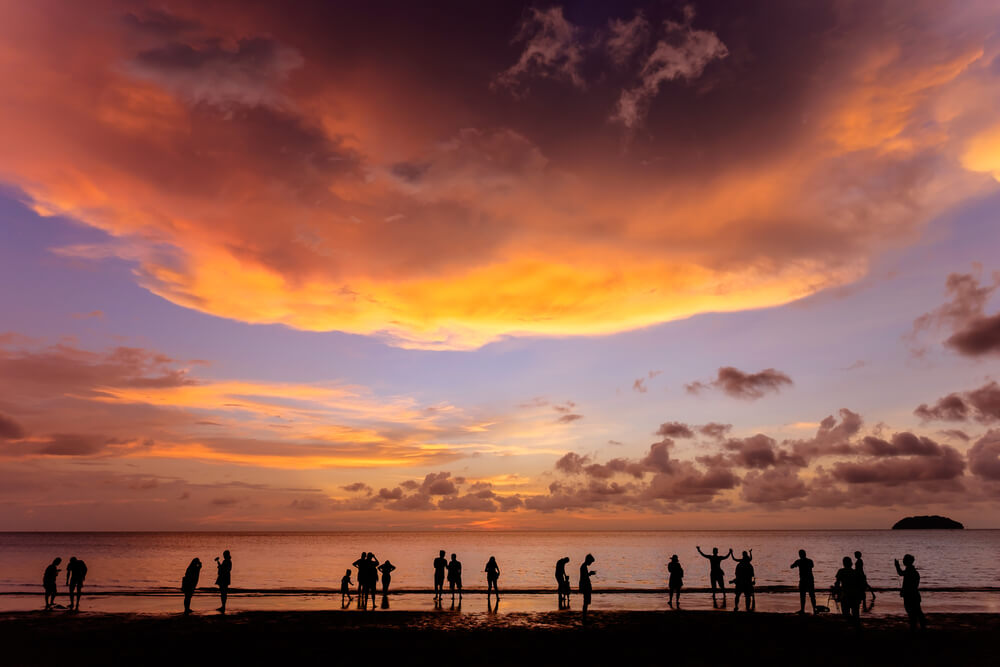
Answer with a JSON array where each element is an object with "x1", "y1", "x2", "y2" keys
[
  {"x1": 910, "y1": 271, "x2": 1000, "y2": 357},
  {"x1": 656, "y1": 421, "x2": 695, "y2": 438},
  {"x1": 687, "y1": 367, "x2": 793, "y2": 400},
  {"x1": 967, "y1": 431, "x2": 1000, "y2": 481},
  {"x1": 915, "y1": 381, "x2": 1000, "y2": 423}
]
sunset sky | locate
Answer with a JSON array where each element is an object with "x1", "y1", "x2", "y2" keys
[{"x1": 2, "y1": 0, "x2": 1000, "y2": 530}]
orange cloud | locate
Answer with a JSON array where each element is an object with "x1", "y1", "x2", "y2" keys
[{"x1": 2, "y1": 1, "x2": 1000, "y2": 349}]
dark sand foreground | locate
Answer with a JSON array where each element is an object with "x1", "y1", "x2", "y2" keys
[{"x1": 2, "y1": 610, "x2": 996, "y2": 666}]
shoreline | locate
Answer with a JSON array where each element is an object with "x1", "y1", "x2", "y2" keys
[{"x1": 1, "y1": 610, "x2": 996, "y2": 666}]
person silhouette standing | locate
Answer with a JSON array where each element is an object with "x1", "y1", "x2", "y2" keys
[
  {"x1": 791, "y1": 549, "x2": 816, "y2": 614},
  {"x1": 833, "y1": 556, "x2": 861, "y2": 628},
  {"x1": 696, "y1": 546, "x2": 732, "y2": 605},
  {"x1": 341, "y1": 569, "x2": 354, "y2": 605},
  {"x1": 65, "y1": 556, "x2": 87, "y2": 612},
  {"x1": 215, "y1": 550, "x2": 232, "y2": 614},
  {"x1": 667, "y1": 555, "x2": 683, "y2": 608},
  {"x1": 485, "y1": 556, "x2": 500, "y2": 598},
  {"x1": 732, "y1": 551, "x2": 755, "y2": 612},
  {"x1": 555, "y1": 557, "x2": 571, "y2": 608},
  {"x1": 182, "y1": 558, "x2": 201, "y2": 614},
  {"x1": 433, "y1": 550, "x2": 447, "y2": 600},
  {"x1": 447, "y1": 553, "x2": 463, "y2": 600},
  {"x1": 895, "y1": 554, "x2": 926, "y2": 631},
  {"x1": 579, "y1": 554, "x2": 596, "y2": 621},
  {"x1": 42, "y1": 557, "x2": 61, "y2": 610},
  {"x1": 363, "y1": 553, "x2": 380, "y2": 609},
  {"x1": 378, "y1": 559, "x2": 396, "y2": 596},
  {"x1": 854, "y1": 551, "x2": 876, "y2": 610},
  {"x1": 352, "y1": 552, "x2": 368, "y2": 600}
]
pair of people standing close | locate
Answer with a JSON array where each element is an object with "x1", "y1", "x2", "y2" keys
[
  {"x1": 432, "y1": 550, "x2": 464, "y2": 600},
  {"x1": 42, "y1": 556, "x2": 87, "y2": 611}
]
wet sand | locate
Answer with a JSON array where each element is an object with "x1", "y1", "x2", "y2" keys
[{"x1": 2, "y1": 609, "x2": 997, "y2": 666}]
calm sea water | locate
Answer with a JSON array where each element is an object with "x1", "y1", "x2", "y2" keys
[{"x1": 2, "y1": 531, "x2": 998, "y2": 614}]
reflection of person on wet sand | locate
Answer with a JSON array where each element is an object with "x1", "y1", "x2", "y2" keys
[
  {"x1": 579, "y1": 554, "x2": 596, "y2": 620},
  {"x1": 556, "y1": 557, "x2": 571, "y2": 609},
  {"x1": 696, "y1": 546, "x2": 732, "y2": 605},
  {"x1": 43, "y1": 558, "x2": 61, "y2": 610},
  {"x1": 447, "y1": 553, "x2": 463, "y2": 600},
  {"x1": 667, "y1": 555, "x2": 683, "y2": 608},
  {"x1": 485, "y1": 556, "x2": 500, "y2": 597},
  {"x1": 182, "y1": 558, "x2": 201, "y2": 614},
  {"x1": 895, "y1": 554, "x2": 927, "y2": 631},
  {"x1": 790, "y1": 549, "x2": 816, "y2": 614},
  {"x1": 433, "y1": 550, "x2": 447, "y2": 600},
  {"x1": 65, "y1": 556, "x2": 87, "y2": 612},
  {"x1": 215, "y1": 550, "x2": 232, "y2": 614}
]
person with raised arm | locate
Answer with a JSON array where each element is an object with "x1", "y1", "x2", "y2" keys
[
  {"x1": 696, "y1": 546, "x2": 733, "y2": 605},
  {"x1": 790, "y1": 549, "x2": 816, "y2": 614},
  {"x1": 378, "y1": 559, "x2": 396, "y2": 596},
  {"x1": 895, "y1": 554, "x2": 926, "y2": 631},
  {"x1": 214, "y1": 550, "x2": 232, "y2": 614}
]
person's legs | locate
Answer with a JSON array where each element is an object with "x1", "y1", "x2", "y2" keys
[
  {"x1": 184, "y1": 589, "x2": 193, "y2": 613},
  {"x1": 219, "y1": 585, "x2": 227, "y2": 612},
  {"x1": 808, "y1": 589, "x2": 816, "y2": 613},
  {"x1": 798, "y1": 588, "x2": 806, "y2": 613}
]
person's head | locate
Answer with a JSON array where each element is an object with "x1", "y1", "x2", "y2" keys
[
  {"x1": 439, "y1": 550, "x2": 445, "y2": 557},
  {"x1": 53, "y1": 557, "x2": 62, "y2": 565},
  {"x1": 712, "y1": 547, "x2": 718, "y2": 555},
  {"x1": 559, "y1": 556, "x2": 569, "y2": 565},
  {"x1": 903, "y1": 554, "x2": 915, "y2": 566},
  {"x1": 361, "y1": 551, "x2": 367, "y2": 558},
  {"x1": 742, "y1": 551, "x2": 749, "y2": 559},
  {"x1": 451, "y1": 553, "x2": 457, "y2": 561},
  {"x1": 384, "y1": 560, "x2": 391, "y2": 566},
  {"x1": 345, "y1": 569, "x2": 351, "y2": 576},
  {"x1": 367, "y1": 553, "x2": 376, "y2": 560},
  {"x1": 670, "y1": 554, "x2": 678, "y2": 562},
  {"x1": 68, "y1": 556, "x2": 77, "y2": 564},
  {"x1": 223, "y1": 550, "x2": 231, "y2": 560},
  {"x1": 584, "y1": 553, "x2": 595, "y2": 565},
  {"x1": 488, "y1": 556, "x2": 496, "y2": 563},
  {"x1": 798, "y1": 549, "x2": 806, "y2": 558},
  {"x1": 854, "y1": 551, "x2": 862, "y2": 559},
  {"x1": 190, "y1": 558, "x2": 200, "y2": 568},
  {"x1": 843, "y1": 556, "x2": 852, "y2": 568}
]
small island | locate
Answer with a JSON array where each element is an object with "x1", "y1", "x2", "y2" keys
[{"x1": 892, "y1": 515, "x2": 964, "y2": 530}]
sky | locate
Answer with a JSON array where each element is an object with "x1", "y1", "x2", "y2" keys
[{"x1": 1, "y1": 0, "x2": 1000, "y2": 530}]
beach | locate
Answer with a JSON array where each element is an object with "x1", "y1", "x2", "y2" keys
[{"x1": 2, "y1": 609, "x2": 997, "y2": 666}]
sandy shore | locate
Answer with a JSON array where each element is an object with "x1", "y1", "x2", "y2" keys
[{"x1": 1, "y1": 609, "x2": 997, "y2": 666}]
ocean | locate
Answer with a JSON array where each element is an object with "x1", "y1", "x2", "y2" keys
[{"x1": 2, "y1": 531, "x2": 998, "y2": 614}]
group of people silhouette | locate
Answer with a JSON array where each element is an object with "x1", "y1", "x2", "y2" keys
[{"x1": 38, "y1": 546, "x2": 928, "y2": 630}]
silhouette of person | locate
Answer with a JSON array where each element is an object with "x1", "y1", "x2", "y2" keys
[
  {"x1": 182, "y1": 557, "x2": 201, "y2": 614},
  {"x1": 352, "y1": 552, "x2": 368, "y2": 599},
  {"x1": 65, "y1": 556, "x2": 87, "y2": 612},
  {"x1": 215, "y1": 550, "x2": 232, "y2": 613},
  {"x1": 696, "y1": 546, "x2": 732, "y2": 605},
  {"x1": 732, "y1": 551, "x2": 755, "y2": 612},
  {"x1": 555, "y1": 557, "x2": 571, "y2": 608},
  {"x1": 447, "y1": 553, "x2": 463, "y2": 599},
  {"x1": 854, "y1": 551, "x2": 876, "y2": 610},
  {"x1": 895, "y1": 554, "x2": 926, "y2": 631},
  {"x1": 485, "y1": 556, "x2": 500, "y2": 597},
  {"x1": 378, "y1": 560, "x2": 396, "y2": 595},
  {"x1": 363, "y1": 553, "x2": 380, "y2": 609},
  {"x1": 43, "y1": 557, "x2": 61, "y2": 610},
  {"x1": 579, "y1": 554, "x2": 596, "y2": 620},
  {"x1": 791, "y1": 549, "x2": 816, "y2": 614},
  {"x1": 833, "y1": 556, "x2": 861, "y2": 628},
  {"x1": 667, "y1": 555, "x2": 683, "y2": 608},
  {"x1": 341, "y1": 569, "x2": 354, "y2": 604},
  {"x1": 433, "y1": 550, "x2": 447, "y2": 600}
]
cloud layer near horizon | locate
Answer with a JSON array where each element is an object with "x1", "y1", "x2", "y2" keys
[{"x1": 2, "y1": 1, "x2": 1000, "y2": 348}]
